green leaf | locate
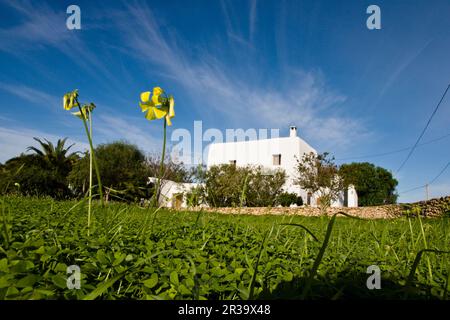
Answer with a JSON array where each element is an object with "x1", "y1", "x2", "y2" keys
[
  {"x1": 0, "y1": 258, "x2": 8, "y2": 272},
  {"x1": 96, "y1": 250, "x2": 109, "y2": 265},
  {"x1": 34, "y1": 246, "x2": 46, "y2": 255},
  {"x1": 34, "y1": 289, "x2": 55, "y2": 297},
  {"x1": 16, "y1": 274, "x2": 39, "y2": 288},
  {"x1": 0, "y1": 275, "x2": 14, "y2": 288},
  {"x1": 283, "y1": 271, "x2": 293, "y2": 282},
  {"x1": 113, "y1": 253, "x2": 126, "y2": 266},
  {"x1": 143, "y1": 274, "x2": 158, "y2": 289},
  {"x1": 178, "y1": 284, "x2": 191, "y2": 295},
  {"x1": 170, "y1": 271, "x2": 179, "y2": 286},
  {"x1": 125, "y1": 254, "x2": 133, "y2": 262},
  {"x1": 224, "y1": 273, "x2": 236, "y2": 282},
  {"x1": 54, "y1": 262, "x2": 67, "y2": 272},
  {"x1": 234, "y1": 268, "x2": 246, "y2": 275},
  {"x1": 52, "y1": 274, "x2": 68, "y2": 289},
  {"x1": 185, "y1": 277, "x2": 194, "y2": 288},
  {"x1": 10, "y1": 260, "x2": 34, "y2": 273},
  {"x1": 5, "y1": 286, "x2": 19, "y2": 298},
  {"x1": 83, "y1": 273, "x2": 125, "y2": 300}
]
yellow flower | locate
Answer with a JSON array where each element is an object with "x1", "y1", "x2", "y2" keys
[
  {"x1": 63, "y1": 90, "x2": 79, "y2": 110},
  {"x1": 72, "y1": 103, "x2": 96, "y2": 120},
  {"x1": 139, "y1": 87, "x2": 175, "y2": 126}
]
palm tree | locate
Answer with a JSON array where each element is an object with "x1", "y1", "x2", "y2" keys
[{"x1": 27, "y1": 137, "x2": 79, "y2": 176}]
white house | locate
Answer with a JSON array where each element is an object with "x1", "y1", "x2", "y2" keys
[
  {"x1": 206, "y1": 126, "x2": 358, "y2": 208},
  {"x1": 151, "y1": 125, "x2": 357, "y2": 208}
]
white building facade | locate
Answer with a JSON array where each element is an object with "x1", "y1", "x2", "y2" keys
[
  {"x1": 148, "y1": 177, "x2": 200, "y2": 209},
  {"x1": 206, "y1": 126, "x2": 358, "y2": 208}
]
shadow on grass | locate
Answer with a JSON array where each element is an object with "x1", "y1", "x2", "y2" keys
[{"x1": 258, "y1": 270, "x2": 439, "y2": 300}]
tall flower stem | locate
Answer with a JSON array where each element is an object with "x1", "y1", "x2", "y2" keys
[
  {"x1": 78, "y1": 105, "x2": 104, "y2": 207},
  {"x1": 152, "y1": 118, "x2": 167, "y2": 208},
  {"x1": 87, "y1": 110, "x2": 93, "y2": 235}
]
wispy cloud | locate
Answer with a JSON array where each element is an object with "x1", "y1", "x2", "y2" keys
[
  {"x1": 0, "y1": 1, "x2": 68, "y2": 53},
  {"x1": 114, "y1": 2, "x2": 370, "y2": 152},
  {"x1": 0, "y1": 1, "x2": 125, "y2": 95},
  {"x1": 95, "y1": 114, "x2": 162, "y2": 155},
  {"x1": 379, "y1": 39, "x2": 433, "y2": 97},
  {"x1": 0, "y1": 82, "x2": 59, "y2": 111},
  {"x1": 249, "y1": 0, "x2": 257, "y2": 43}
]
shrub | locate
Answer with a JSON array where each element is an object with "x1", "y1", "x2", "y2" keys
[
  {"x1": 0, "y1": 154, "x2": 73, "y2": 199},
  {"x1": 185, "y1": 186, "x2": 204, "y2": 207},
  {"x1": 201, "y1": 165, "x2": 286, "y2": 207},
  {"x1": 277, "y1": 192, "x2": 298, "y2": 207},
  {"x1": 68, "y1": 141, "x2": 150, "y2": 202}
]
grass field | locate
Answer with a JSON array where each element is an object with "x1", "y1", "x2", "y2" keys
[{"x1": 1, "y1": 196, "x2": 449, "y2": 300}]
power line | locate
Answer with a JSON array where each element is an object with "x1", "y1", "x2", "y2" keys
[
  {"x1": 399, "y1": 159, "x2": 450, "y2": 195},
  {"x1": 399, "y1": 184, "x2": 427, "y2": 195},
  {"x1": 336, "y1": 132, "x2": 450, "y2": 161},
  {"x1": 396, "y1": 84, "x2": 450, "y2": 172},
  {"x1": 429, "y1": 159, "x2": 450, "y2": 185}
]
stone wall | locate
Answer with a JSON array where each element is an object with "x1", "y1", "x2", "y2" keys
[
  {"x1": 184, "y1": 196, "x2": 450, "y2": 219},
  {"x1": 400, "y1": 196, "x2": 450, "y2": 218}
]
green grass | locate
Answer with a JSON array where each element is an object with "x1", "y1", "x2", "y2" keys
[{"x1": 0, "y1": 195, "x2": 449, "y2": 300}]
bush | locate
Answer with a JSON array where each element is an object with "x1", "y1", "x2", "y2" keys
[
  {"x1": 68, "y1": 141, "x2": 151, "y2": 202},
  {"x1": 277, "y1": 192, "x2": 298, "y2": 207},
  {"x1": 185, "y1": 186, "x2": 203, "y2": 207},
  {"x1": 0, "y1": 155, "x2": 73, "y2": 199},
  {"x1": 201, "y1": 164, "x2": 286, "y2": 207}
]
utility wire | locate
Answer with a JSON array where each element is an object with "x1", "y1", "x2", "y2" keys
[
  {"x1": 399, "y1": 159, "x2": 450, "y2": 194},
  {"x1": 396, "y1": 84, "x2": 450, "y2": 172},
  {"x1": 399, "y1": 184, "x2": 427, "y2": 195},
  {"x1": 429, "y1": 159, "x2": 450, "y2": 185}
]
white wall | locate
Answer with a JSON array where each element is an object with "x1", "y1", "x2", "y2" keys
[
  {"x1": 347, "y1": 185, "x2": 358, "y2": 207},
  {"x1": 148, "y1": 177, "x2": 199, "y2": 208}
]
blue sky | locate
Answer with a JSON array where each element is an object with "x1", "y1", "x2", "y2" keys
[{"x1": 0, "y1": 0, "x2": 449, "y2": 203}]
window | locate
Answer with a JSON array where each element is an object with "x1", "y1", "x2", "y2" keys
[
  {"x1": 273, "y1": 154, "x2": 281, "y2": 166},
  {"x1": 229, "y1": 160, "x2": 236, "y2": 166}
]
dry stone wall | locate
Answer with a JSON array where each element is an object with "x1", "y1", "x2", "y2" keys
[{"x1": 185, "y1": 196, "x2": 450, "y2": 219}]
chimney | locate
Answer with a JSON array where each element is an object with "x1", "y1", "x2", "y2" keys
[{"x1": 289, "y1": 126, "x2": 297, "y2": 138}]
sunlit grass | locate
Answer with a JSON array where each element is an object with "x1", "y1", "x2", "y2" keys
[{"x1": 0, "y1": 195, "x2": 449, "y2": 300}]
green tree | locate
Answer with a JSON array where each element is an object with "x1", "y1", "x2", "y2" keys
[
  {"x1": 27, "y1": 137, "x2": 79, "y2": 178},
  {"x1": 294, "y1": 152, "x2": 343, "y2": 214},
  {"x1": 0, "y1": 137, "x2": 79, "y2": 198},
  {"x1": 68, "y1": 141, "x2": 150, "y2": 202},
  {"x1": 339, "y1": 162, "x2": 398, "y2": 206}
]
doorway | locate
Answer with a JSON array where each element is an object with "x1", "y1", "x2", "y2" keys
[{"x1": 172, "y1": 193, "x2": 183, "y2": 210}]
